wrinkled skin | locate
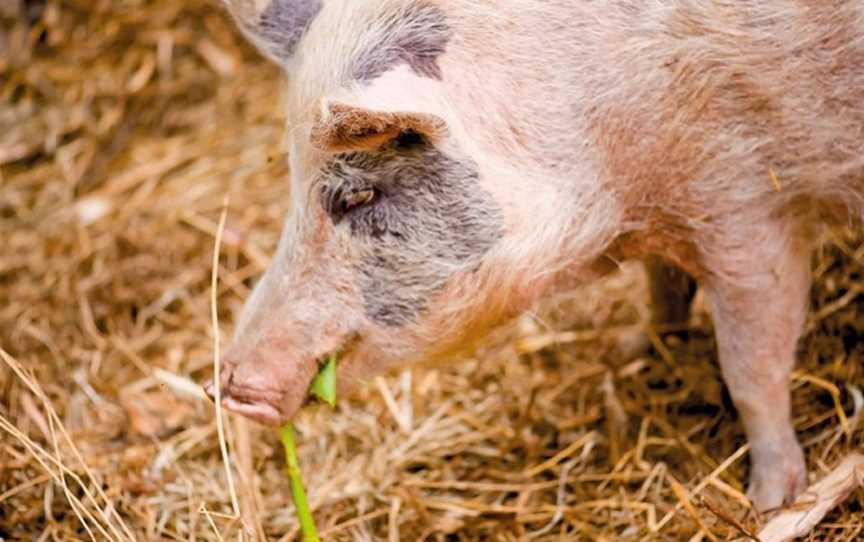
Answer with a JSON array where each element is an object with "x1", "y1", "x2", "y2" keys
[{"x1": 209, "y1": 0, "x2": 864, "y2": 512}]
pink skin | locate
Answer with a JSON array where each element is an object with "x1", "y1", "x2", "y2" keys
[{"x1": 210, "y1": 0, "x2": 864, "y2": 511}]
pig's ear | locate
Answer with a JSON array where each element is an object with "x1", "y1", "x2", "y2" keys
[
  {"x1": 221, "y1": 0, "x2": 322, "y2": 67},
  {"x1": 311, "y1": 102, "x2": 448, "y2": 152}
]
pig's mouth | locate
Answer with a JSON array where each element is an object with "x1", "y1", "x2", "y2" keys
[
  {"x1": 206, "y1": 337, "x2": 360, "y2": 427},
  {"x1": 214, "y1": 379, "x2": 287, "y2": 425}
]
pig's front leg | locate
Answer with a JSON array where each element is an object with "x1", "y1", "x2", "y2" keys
[{"x1": 703, "y1": 224, "x2": 811, "y2": 511}]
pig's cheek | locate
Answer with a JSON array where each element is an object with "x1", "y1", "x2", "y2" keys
[
  {"x1": 346, "y1": 320, "x2": 413, "y2": 364},
  {"x1": 334, "y1": 370, "x2": 361, "y2": 400},
  {"x1": 333, "y1": 346, "x2": 384, "y2": 398}
]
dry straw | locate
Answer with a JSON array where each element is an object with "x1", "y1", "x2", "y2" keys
[{"x1": 2, "y1": 1, "x2": 863, "y2": 540}]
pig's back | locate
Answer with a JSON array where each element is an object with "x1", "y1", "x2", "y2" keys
[
  {"x1": 563, "y1": 0, "x2": 864, "y2": 223},
  {"x1": 290, "y1": 0, "x2": 864, "y2": 218}
]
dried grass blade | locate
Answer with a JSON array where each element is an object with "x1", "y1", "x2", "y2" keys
[{"x1": 211, "y1": 197, "x2": 241, "y2": 519}]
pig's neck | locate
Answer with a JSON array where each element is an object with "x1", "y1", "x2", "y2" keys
[
  {"x1": 357, "y1": 65, "x2": 624, "y2": 282},
  {"x1": 438, "y1": 3, "x2": 616, "y2": 174},
  {"x1": 432, "y1": 6, "x2": 641, "y2": 306}
]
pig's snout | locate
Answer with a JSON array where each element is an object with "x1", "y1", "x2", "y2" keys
[{"x1": 204, "y1": 347, "x2": 318, "y2": 427}]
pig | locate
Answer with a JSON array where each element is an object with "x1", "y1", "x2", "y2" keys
[{"x1": 208, "y1": 0, "x2": 864, "y2": 511}]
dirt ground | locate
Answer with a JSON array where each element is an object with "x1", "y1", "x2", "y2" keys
[{"x1": 1, "y1": 1, "x2": 863, "y2": 541}]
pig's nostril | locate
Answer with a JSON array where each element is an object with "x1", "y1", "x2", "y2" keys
[
  {"x1": 216, "y1": 357, "x2": 237, "y2": 385},
  {"x1": 203, "y1": 357, "x2": 238, "y2": 403},
  {"x1": 204, "y1": 381, "x2": 216, "y2": 400}
]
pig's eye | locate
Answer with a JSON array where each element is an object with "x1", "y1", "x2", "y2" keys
[{"x1": 340, "y1": 188, "x2": 376, "y2": 213}]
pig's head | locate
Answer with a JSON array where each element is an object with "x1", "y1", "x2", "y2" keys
[
  {"x1": 208, "y1": 0, "x2": 619, "y2": 425},
  {"x1": 212, "y1": 99, "x2": 513, "y2": 425}
]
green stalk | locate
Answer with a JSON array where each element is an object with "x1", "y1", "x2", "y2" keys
[
  {"x1": 310, "y1": 354, "x2": 338, "y2": 407},
  {"x1": 279, "y1": 424, "x2": 320, "y2": 542},
  {"x1": 278, "y1": 355, "x2": 338, "y2": 541}
]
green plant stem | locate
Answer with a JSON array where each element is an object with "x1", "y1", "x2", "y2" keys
[
  {"x1": 279, "y1": 424, "x2": 320, "y2": 542},
  {"x1": 310, "y1": 354, "x2": 338, "y2": 407}
]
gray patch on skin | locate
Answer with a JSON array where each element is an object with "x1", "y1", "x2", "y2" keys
[
  {"x1": 255, "y1": 0, "x2": 322, "y2": 64},
  {"x1": 320, "y1": 134, "x2": 503, "y2": 326},
  {"x1": 353, "y1": 2, "x2": 452, "y2": 82}
]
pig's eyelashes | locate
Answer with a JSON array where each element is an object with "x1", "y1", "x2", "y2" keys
[
  {"x1": 341, "y1": 188, "x2": 376, "y2": 214},
  {"x1": 322, "y1": 185, "x2": 379, "y2": 223}
]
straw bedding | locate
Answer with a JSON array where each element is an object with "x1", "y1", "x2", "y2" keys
[{"x1": 1, "y1": 1, "x2": 862, "y2": 540}]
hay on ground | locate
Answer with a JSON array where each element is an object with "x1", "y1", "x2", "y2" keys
[{"x1": 1, "y1": 2, "x2": 863, "y2": 540}]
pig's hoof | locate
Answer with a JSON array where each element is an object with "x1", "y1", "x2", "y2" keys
[{"x1": 746, "y1": 446, "x2": 808, "y2": 512}]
